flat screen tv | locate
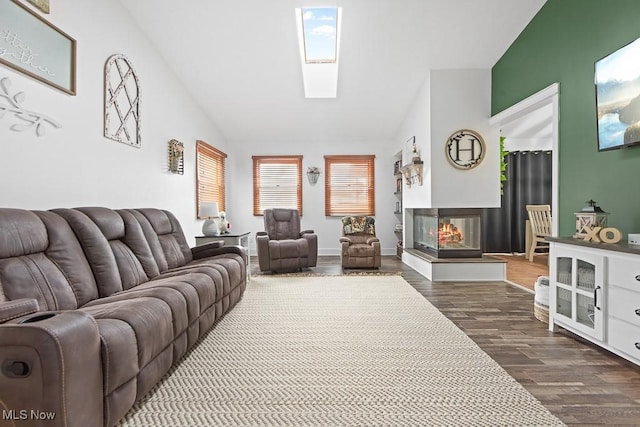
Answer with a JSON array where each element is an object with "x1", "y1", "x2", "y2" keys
[{"x1": 595, "y1": 36, "x2": 640, "y2": 151}]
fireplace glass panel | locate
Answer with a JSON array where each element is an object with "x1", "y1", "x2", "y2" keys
[
  {"x1": 414, "y1": 213, "x2": 438, "y2": 252},
  {"x1": 413, "y1": 209, "x2": 481, "y2": 258}
]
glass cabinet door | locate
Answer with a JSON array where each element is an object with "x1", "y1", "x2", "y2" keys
[
  {"x1": 576, "y1": 259, "x2": 597, "y2": 329},
  {"x1": 556, "y1": 257, "x2": 572, "y2": 318},
  {"x1": 553, "y1": 248, "x2": 604, "y2": 341}
]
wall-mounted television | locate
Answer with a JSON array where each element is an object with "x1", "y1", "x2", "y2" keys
[{"x1": 595, "y1": 36, "x2": 640, "y2": 151}]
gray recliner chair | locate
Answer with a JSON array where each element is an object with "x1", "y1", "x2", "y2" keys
[{"x1": 256, "y1": 209, "x2": 318, "y2": 273}]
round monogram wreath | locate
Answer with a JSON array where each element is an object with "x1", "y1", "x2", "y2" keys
[{"x1": 445, "y1": 129, "x2": 486, "y2": 170}]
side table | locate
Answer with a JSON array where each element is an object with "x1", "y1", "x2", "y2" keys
[{"x1": 195, "y1": 231, "x2": 251, "y2": 279}]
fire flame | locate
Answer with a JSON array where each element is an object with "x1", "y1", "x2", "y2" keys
[{"x1": 438, "y1": 222, "x2": 463, "y2": 244}]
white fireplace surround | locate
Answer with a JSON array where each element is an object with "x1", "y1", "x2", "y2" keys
[{"x1": 402, "y1": 208, "x2": 505, "y2": 282}]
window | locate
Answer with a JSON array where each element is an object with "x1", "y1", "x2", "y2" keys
[
  {"x1": 324, "y1": 155, "x2": 375, "y2": 216},
  {"x1": 301, "y1": 7, "x2": 338, "y2": 64},
  {"x1": 295, "y1": 7, "x2": 342, "y2": 98},
  {"x1": 253, "y1": 156, "x2": 303, "y2": 216},
  {"x1": 196, "y1": 140, "x2": 226, "y2": 217}
]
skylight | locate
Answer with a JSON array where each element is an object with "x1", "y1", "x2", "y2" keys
[
  {"x1": 301, "y1": 8, "x2": 338, "y2": 64},
  {"x1": 295, "y1": 7, "x2": 342, "y2": 98}
]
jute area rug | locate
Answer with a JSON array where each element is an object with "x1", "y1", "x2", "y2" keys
[{"x1": 120, "y1": 275, "x2": 564, "y2": 426}]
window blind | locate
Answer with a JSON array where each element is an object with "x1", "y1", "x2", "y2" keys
[
  {"x1": 324, "y1": 155, "x2": 375, "y2": 216},
  {"x1": 253, "y1": 156, "x2": 303, "y2": 216},
  {"x1": 196, "y1": 140, "x2": 227, "y2": 217}
]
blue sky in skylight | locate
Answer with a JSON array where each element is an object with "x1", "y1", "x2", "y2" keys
[{"x1": 302, "y1": 8, "x2": 338, "y2": 63}]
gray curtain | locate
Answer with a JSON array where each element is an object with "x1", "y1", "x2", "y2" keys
[{"x1": 482, "y1": 150, "x2": 552, "y2": 253}]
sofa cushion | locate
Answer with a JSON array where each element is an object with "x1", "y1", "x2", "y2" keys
[
  {"x1": 264, "y1": 209, "x2": 301, "y2": 240},
  {"x1": 54, "y1": 208, "x2": 158, "y2": 295},
  {"x1": 81, "y1": 208, "x2": 161, "y2": 279},
  {"x1": 268, "y1": 239, "x2": 308, "y2": 259},
  {"x1": 53, "y1": 208, "x2": 125, "y2": 297},
  {"x1": 0, "y1": 209, "x2": 99, "y2": 309},
  {"x1": 131, "y1": 209, "x2": 193, "y2": 270},
  {"x1": 81, "y1": 296, "x2": 175, "y2": 375}
]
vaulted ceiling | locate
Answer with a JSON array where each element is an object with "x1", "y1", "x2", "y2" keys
[{"x1": 120, "y1": 0, "x2": 546, "y2": 143}]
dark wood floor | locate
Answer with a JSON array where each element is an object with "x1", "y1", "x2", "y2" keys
[{"x1": 252, "y1": 256, "x2": 640, "y2": 426}]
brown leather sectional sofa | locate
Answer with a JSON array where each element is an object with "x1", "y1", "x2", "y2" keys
[{"x1": 0, "y1": 207, "x2": 246, "y2": 426}]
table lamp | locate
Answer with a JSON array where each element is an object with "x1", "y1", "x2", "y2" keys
[{"x1": 200, "y1": 202, "x2": 220, "y2": 236}]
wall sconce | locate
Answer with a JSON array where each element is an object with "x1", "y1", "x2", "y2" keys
[
  {"x1": 307, "y1": 166, "x2": 320, "y2": 185},
  {"x1": 168, "y1": 139, "x2": 184, "y2": 174}
]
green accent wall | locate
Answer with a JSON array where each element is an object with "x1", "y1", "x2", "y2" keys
[{"x1": 492, "y1": 0, "x2": 640, "y2": 237}]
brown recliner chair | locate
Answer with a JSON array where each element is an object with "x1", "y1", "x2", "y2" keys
[
  {"x1": 340, "y1": 216, "x2": 381, "y2": 269},
  {"x1": 256, "y1": 209, "x2": 318, "y2": 273}
]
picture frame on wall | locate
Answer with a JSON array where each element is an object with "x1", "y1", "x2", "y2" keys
[
  {"x1": 25, "y1": 0, "x2": 49, "y2": 14},
  {"x1": 0, "y1": 0, "x2": 76, "y2": 95}
]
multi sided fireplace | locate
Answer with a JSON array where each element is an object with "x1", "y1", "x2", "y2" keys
[{"x1": 413, "y1": 208, "x2": 482, "y2": 258}]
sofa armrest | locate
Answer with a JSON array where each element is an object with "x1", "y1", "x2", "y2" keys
[
  {"x1": 302, "y1": 232, "x2": 318, "y2": 266},
  {"x1": 371, "y1": 239, "x2": 381, "y2": 256},
  {"x1": 256, "y1": 233, "x2": 271, "y2": 271},
  {"x1": 339, "y1": 237, "x2": 351, "y2": 244},
  {"x1": 300, "y1": 229, "x2": 315, "y2": 236},
  {"x1": 0, "y1": 298, "x2": 39, "y2": 324},
  {"x1": 192, "y1": 242, "x2": 246, "y2": 260},
  {"x1": 366, "y1": 237, "x2": 380, "y2": 245},
  {"x1": 0, "y1": 310, "x2": 103, "y2": 427}
]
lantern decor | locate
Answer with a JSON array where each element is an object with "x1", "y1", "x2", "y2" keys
[{"x1": 574, "y1": 200, "x2": 609, "y2": 239}]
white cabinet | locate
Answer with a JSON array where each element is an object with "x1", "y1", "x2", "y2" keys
[
  {"x1": 551, "y1": 246, "x2": 605, "y2": 341},
  {"x1": 607, "y1": 254, "x2": 640, "y2": 363},
  {"x1": 549, "y1": 238, "x2": 640, "y2": 366}
]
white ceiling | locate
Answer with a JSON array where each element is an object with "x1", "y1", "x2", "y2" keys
[{"x1": 120, "y1": 0, "x2": 546, "y2": 143}]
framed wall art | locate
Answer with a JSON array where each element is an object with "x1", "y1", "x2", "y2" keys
[
  {"x1": 0, "y1": 0, "x2": 76, "y2": 95},
  {"x1": 25, "y1": 0, "x2": 49, "y2": 14}
]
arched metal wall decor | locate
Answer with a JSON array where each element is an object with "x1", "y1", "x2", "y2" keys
[{"x1": 104, "y1": 54, "x2": 141, "y2": 147}]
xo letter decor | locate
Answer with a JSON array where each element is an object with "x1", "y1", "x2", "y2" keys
[
  {"x1": 445, "y1": 129, "x2": 486, "y2": 170},
  {"x1": 582, "y1": 226, "x2": 622, "y2": 244},
  {"x1": 0, "y1": 77, "x2": 61, "y2": 136},
  {"x1": 104, "y1": 54, "x2": 141, "y2": 148}
]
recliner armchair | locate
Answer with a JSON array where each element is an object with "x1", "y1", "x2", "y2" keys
[
  {"x1": 340, "y1": 216, "x2": 381, "y2": 269},
  {"x1": 256, "y1": 209, "x2": 318, "y2": 273}
]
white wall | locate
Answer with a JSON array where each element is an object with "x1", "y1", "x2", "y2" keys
[
  {"x1": 504, "y1": 137, "x2": 552, "y2": 152},
  {"x1": 392, "y1": 69, "x2": 498, "y2": 257},
  {"x1": 0, "y1": 0, "x2": 228, "y2": 244},
  {"x1": 226, "y1": 137, "x2": 397, "y2": 256},
  {"x1": 430, "y1": 69, "x2": 499, "y2": 208},
  {"x1": 393, "y1": 69, "x2": 499, "y2": 210},
  {"x1": 394, "y1": 72, "x2": 432, "y2": 210}
]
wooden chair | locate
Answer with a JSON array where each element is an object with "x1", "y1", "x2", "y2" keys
[{"x1": 526, "y1": 204, "x2": 552, "y2": 262}]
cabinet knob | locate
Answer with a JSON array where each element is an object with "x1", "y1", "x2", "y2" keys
[
  {"x1": 636, "y1": 343, "x2": 640, "y2": 351},
  {"x1": 636, "y1": 275, "x2": 640, "y2": 282},
  {"x1": 636, "y1": 309, "x2": 640, "y2": 317}
]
